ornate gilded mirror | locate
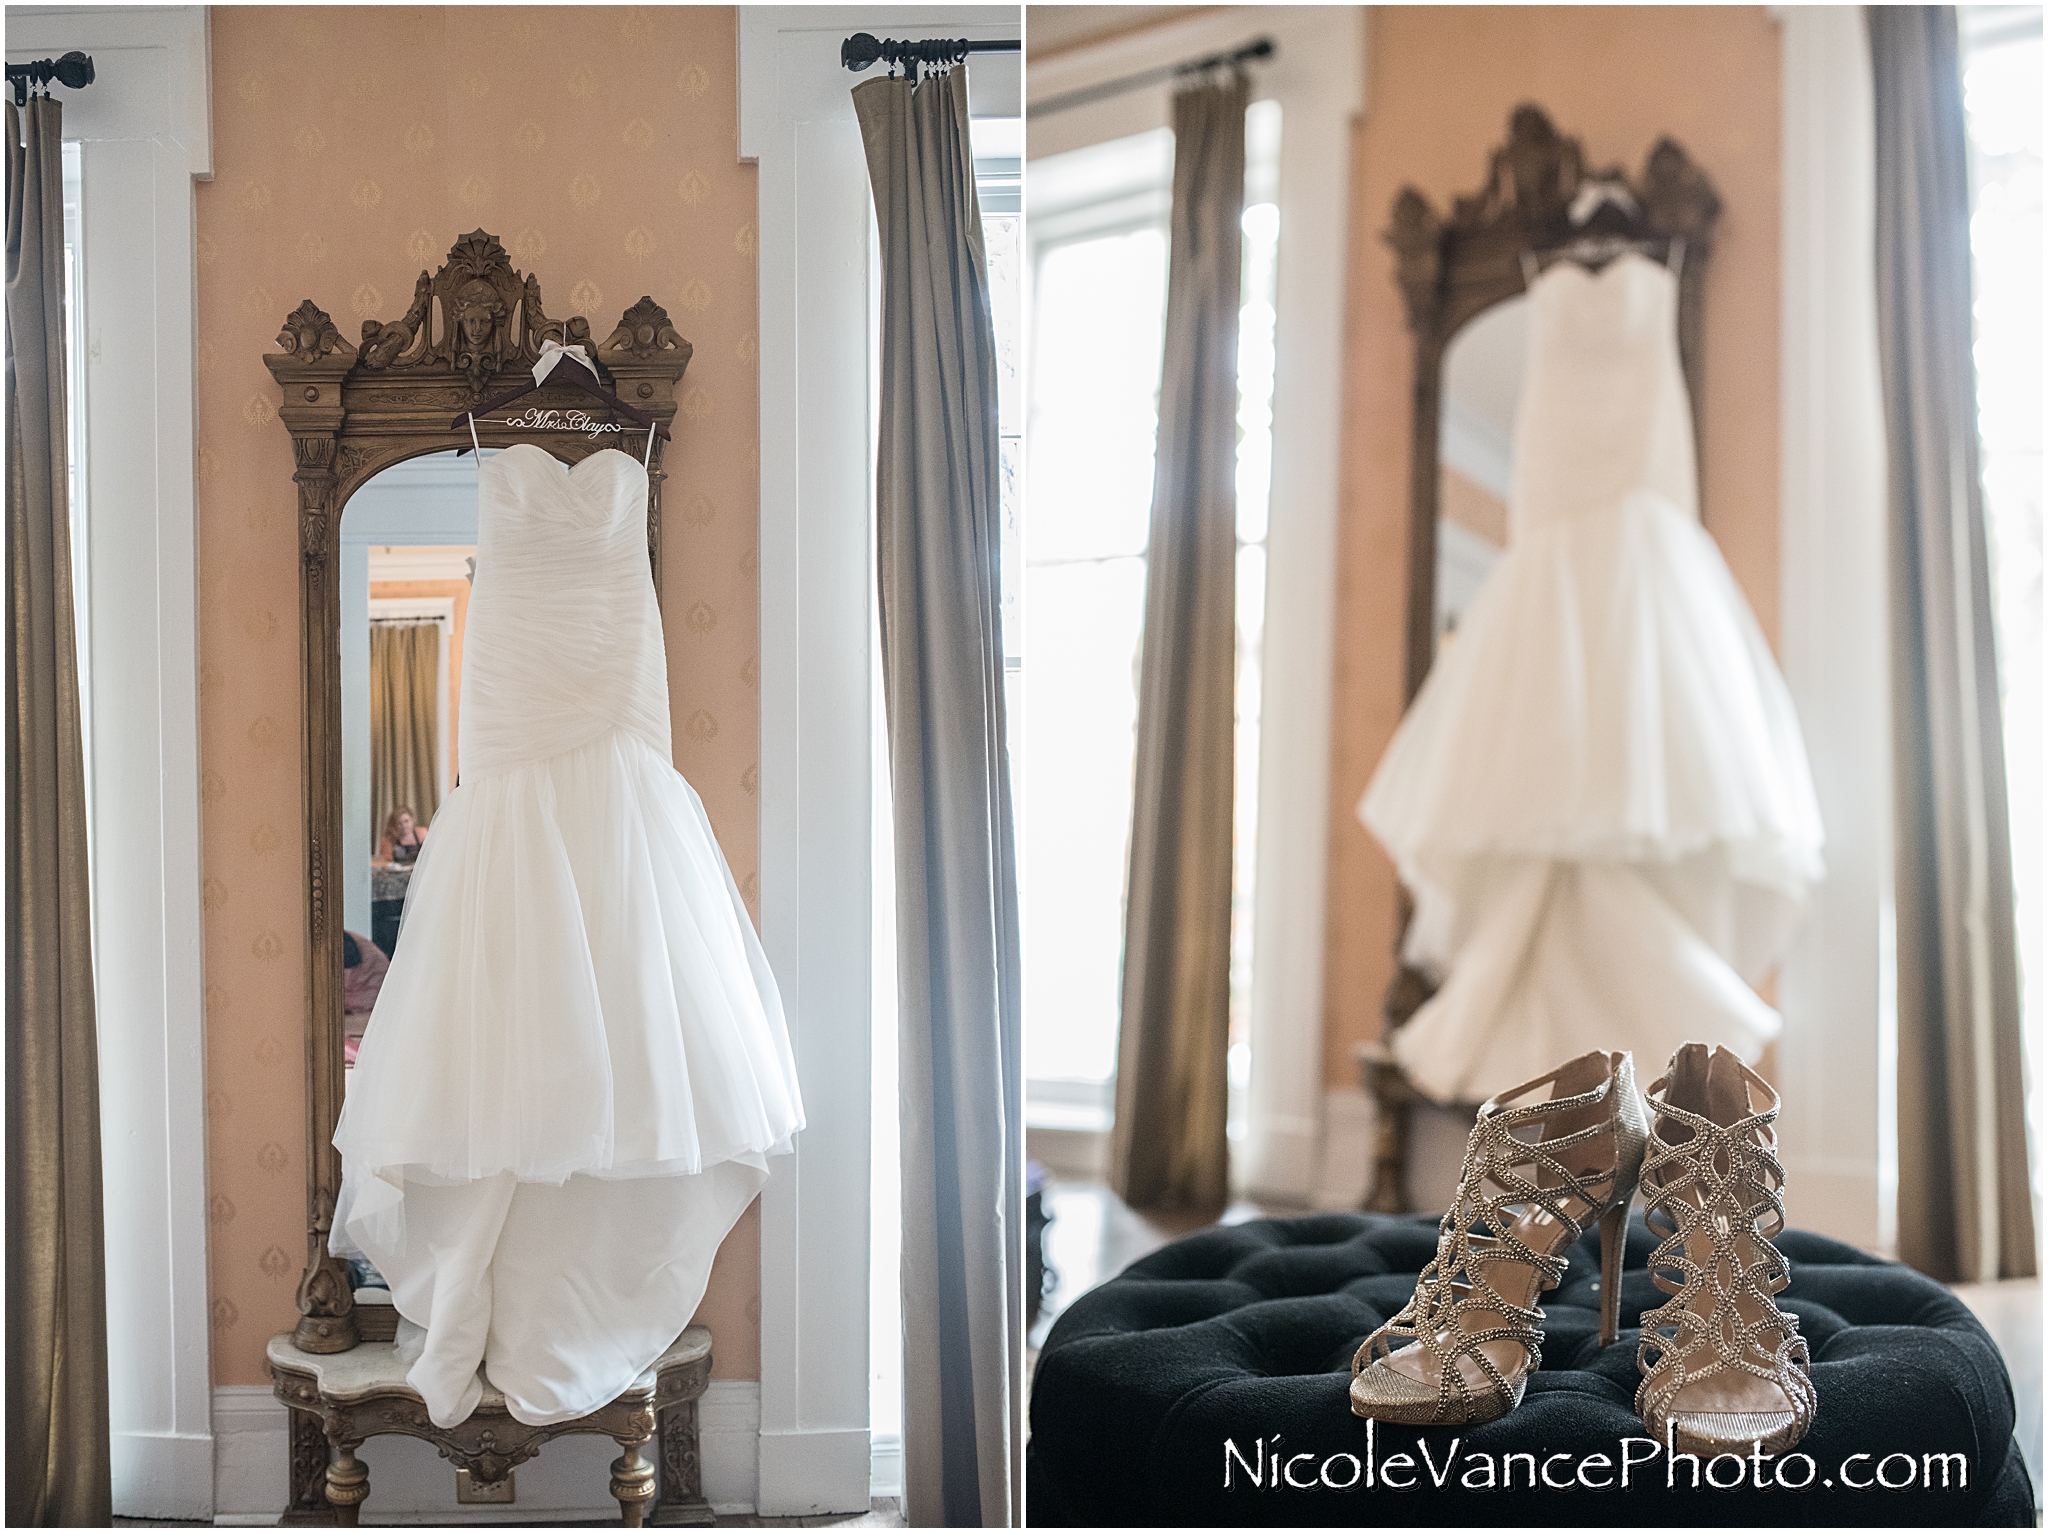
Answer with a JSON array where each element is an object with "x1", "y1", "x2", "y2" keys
[
  {"x1": 1359, "y1": 107, "x2": 1721, "y2": 1212},
  {"x1": 263, "y1": 229, "x2": 692, "y2": 1352}
]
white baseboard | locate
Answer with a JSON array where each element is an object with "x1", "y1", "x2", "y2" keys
[
  {"x1": 701, "y1": 1380, "x2": 761, "y2": 1515},
  {"x1": 214, "y1": 1386, "x2": 289, "y2": 1523},
  {"x1": 1312, "y1": 1086, "x2": 1374, "y2": 1210},
  {"x1": 755, "y1": 1426, "x2": 872, "y2": 1517},
  {"x1": 114, "y1": 1426, "x2": 216, "y2": 1521},
  {"x1": 212, "y1": 1378, "x2": 770, "y2": 1522},
  {"x1": 1311, "y1": 1084, "x2": 1470, "y2": 1216},
  {"x1": 869, "y1": 1432, "x2": 903, "y2": 1499},
  {"x1": 1026, "y1": 1124, "x2": 1107, "y2": 1180},
  {"x1": 1238, "y1": 1114, "x2": 1323, "y2": 1205}
]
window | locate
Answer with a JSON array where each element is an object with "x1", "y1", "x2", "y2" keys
[
  {"x1": 62, "y1": 140, "x2": 92, "y2": 844},
  {"x1": 1021, "y1": 103, "x2": 1282, "y2": 1137},
  {"x1": 1022, "y1": 154, "x2": 1168, "y2": 1111},
  {"x1": 1961, "y1": 6, "x2": 2044, "y2": 1187}
]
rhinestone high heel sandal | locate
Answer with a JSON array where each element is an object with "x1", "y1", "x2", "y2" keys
[
  {"x1": 1635, "y1": 1043, "x2": 1816, "y2": 1457},
  {"x1": 1350, "y1": 1050, "x2": 1649, "y2": 1426}
]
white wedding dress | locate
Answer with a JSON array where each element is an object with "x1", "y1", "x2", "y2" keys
[
  {"x1": 1360, "y1": 252, "x2": 1823, "y2": 1106},
  {"x1": 333, "y1": 443, "x2": 803, "y2": 1429}
]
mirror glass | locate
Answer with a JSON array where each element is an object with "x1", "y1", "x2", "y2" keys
[
  {"x1": 1435, "y1": 293, "x2": 1527, "y2": 656},
  {"x1": 338, "y1": 450, "x2": 484, "y2": 1072}
]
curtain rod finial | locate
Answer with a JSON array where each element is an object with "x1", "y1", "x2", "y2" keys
[{"x1": 842, "y1": 32, "x2": 884, "y2": 72}]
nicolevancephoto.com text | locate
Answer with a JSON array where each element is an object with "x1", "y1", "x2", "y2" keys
[{"x1": 1222, "y1": 1424, "x2": 1975, "y2": 1496}]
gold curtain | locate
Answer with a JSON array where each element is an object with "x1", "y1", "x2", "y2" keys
[
  {"x1": 369, "y1": 621, "x2": 440, "y2": 848},
  {"x1": 1870, "y1": 4, "x2": 2038, "y2": 1282},
  {"x1": 1110, "y1": 73, "x2": 1248, "y2": 1216},
  {"x1": 5, "y1": 95, "x2": 113, "y2": 1526},
  {"x1": 853, "y1": 65, "x2": 1022, "y2": 1529}
]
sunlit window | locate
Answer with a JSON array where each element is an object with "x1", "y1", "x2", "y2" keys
[
  {"x1": 62, "y1": 141, "x2": 92, "y2": 832},
  {"x1": 1023, "y1": 221, "x2": 1165, "y2": 1101},
  {"x1": 1961, "y1": 8, "x2": 2042, "y2": 1188},
  {"x1": 1022, "y1": 103, "x2": 1281, "y2": 1133}
]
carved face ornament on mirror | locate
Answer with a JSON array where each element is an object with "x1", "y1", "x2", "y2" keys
[{"x1": 452, "y1": 279, "x2": 506, "y2": 390}]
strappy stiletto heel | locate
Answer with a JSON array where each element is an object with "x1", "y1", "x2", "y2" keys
[
  {"x1": 1350, "y1": 1050, "x2": 1649, "y2": 1426},
  {"x1": 1635, "y1": 1043, "x2": 1816, "y2": 1456}
]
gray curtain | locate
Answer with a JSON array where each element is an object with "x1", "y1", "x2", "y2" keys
[
  {"x1": 1109, "y1": 73, "x2": 1248, "y2": 1216},
  {"x1": 369, "y1": 620, "x2": 440, "y2": 848},
  {"x1": 853, "y1": 65, "x2": 1022, "y2": 1528},
  {"x1": 1869, "y1": 5, "x2": 2038, "y2": 1283},
  {"x1": 5, "y1": 95, "x2": 113, "y2": 1526}
]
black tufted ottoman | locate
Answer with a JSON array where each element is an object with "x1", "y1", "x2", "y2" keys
[{"x1": 1029, "y1": 1212, "x2": 2035, "y2": 1526}]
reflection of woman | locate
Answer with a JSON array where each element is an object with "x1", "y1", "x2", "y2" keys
[
  {"x1": 377, "y1": 806, "x2": 427, "y2": 866},
  {"x1": 342, "y1": 932, "x2": 390, "y2": 1068},
  {"x1": 342, "y1": 931, "x2": 390, "y2": 1018}
]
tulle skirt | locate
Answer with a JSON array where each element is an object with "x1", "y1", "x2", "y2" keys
[
  {"x1": 332, "y1": 727, "x2": 802, "y2": 1427},
  {"x1": 1361, "y1": 490, "x2": 1823, "y2": 1104}
]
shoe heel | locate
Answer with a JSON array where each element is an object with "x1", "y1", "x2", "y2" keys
[{"x1": 1598, "y1": 1203, "x2": 1627, "y2": 1348}]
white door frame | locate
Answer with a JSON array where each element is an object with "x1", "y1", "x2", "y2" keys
[
  {"x1": 1775, "y1": 5, "x2": 1891, "y2": 1254},
  {"x1": 1026, "y1": 6, "x2": 1364, "y2": 1203},
  {"x1": 5, "y1": 6, "x2": 214, "y2": 1519},
  {"x1": 739, "y1": 6, "x2": 1017, "y2": 1516}
]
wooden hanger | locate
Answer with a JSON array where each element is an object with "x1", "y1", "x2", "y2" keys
[
  {"x1": 450, "y1": 347, "x2": 670, "y2": 456},
  {"x1": 1521, "y1": 189, "x2": 1684, "y2": 286}
]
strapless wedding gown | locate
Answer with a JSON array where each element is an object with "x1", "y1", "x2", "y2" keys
[
  {"x1": 333, "y1": 443, "x2": 803, "y2": 1428},
  {"x1": 1360, "y1": 253, "x2": 1823, "y2": 1105}
]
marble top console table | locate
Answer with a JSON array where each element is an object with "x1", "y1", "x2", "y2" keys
[{"x1": 268, "y1": 1323, "x2": 713, "y2": 1526}]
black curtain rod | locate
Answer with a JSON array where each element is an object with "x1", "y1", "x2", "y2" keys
[
  {"x1": 7, "y1": 52, "x2": 94, "y2": 108},
  {"x1": 842, "y1": 32, "x2": 1020, "y2": 74},
  {"x1": 1031, "y1": 36, "x2": 1274, "y2": 119}
]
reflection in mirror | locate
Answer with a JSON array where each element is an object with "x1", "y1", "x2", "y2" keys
[
  {"x1": 1435, "y1": 293, "x2": 1527, "y2": 653},
  {"x1": 338, "y1": 450, "x2": 483, "y2": 1071}
]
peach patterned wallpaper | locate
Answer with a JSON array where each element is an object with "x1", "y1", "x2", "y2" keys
[
  {"x1": 196, "y1": 5, "x2": 764, "y2": 1387},
  {"x1": 1323, "y1": 5, "x2": 1784, "y2": 1085}
]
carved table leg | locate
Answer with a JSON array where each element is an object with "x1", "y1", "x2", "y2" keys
[
  {"x1": 1360, "y1": 951, "x2": 1438, "y2": 1215},
  {"x1": 652, "y1": 1349, "x2": 715, "y2": 1526},
  {"x1": 282, "y1": 1408, "x2": 336, "y2": 1525},
  {"x1": 325, "y1": 1437, "x2": 369, "y2": 1527},
  {"x1": 1358, "y1": 1041, "x2": 1417, "y2": 1215},
  {"x1": 612, "y1": 1436, "x2": 656, "y2": 1527}
]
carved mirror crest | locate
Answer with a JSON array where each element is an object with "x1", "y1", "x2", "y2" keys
[{"x1": 263, "y1": 229, "x2": 694, "y2": 1359}]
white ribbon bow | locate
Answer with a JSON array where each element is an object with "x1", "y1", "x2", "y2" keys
[{"x1": 532, "y1": 338, "x2": 597, "y2": 387}]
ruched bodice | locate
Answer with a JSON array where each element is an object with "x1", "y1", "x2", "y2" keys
[
  {"x1": 460, "y1": 445, "x2": 669, "y2": 778},
  {"x1": 1509, "y1": 253, "x2": 1698, "y2": 538}
]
